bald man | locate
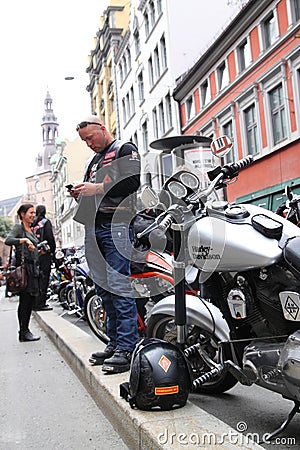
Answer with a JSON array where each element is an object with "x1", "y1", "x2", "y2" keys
[{"x1": 69, "y1": 118, "x2": 141, "y2": 374}]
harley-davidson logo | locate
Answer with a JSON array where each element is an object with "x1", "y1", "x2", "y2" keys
[
  {"x1": 284, "y1": 296, "x2": 300, "y2": 320},
  {"x1": 192, "y1": 245, "x2": 220, "y2": 260},
  {"x1": 158, "y1": 355, "x2": 171, "y2": 372}
]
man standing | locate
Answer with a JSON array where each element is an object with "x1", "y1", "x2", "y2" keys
[
  {"x1": 69, "y1": 117, "x2": 140, "y2": 374},
  {"x1": 32, "y1": 205, "x2": 56, "y2": 311}
]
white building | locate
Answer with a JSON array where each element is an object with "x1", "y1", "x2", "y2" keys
[{"x1": 114, "y1": 0, "x2": 245, "y2": 190}]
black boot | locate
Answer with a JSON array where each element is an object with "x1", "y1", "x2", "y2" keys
[
  {"x1": 19, "y1": 330, "x2": 41, "y2": 342},
  {"x1": 102, "y1": 350, "x2": 132, "y2": 374},
  {"x1": 89, "y1": 345, "x2": 116, "y2": 366}
]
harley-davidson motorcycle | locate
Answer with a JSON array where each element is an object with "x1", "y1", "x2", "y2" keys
[{"x1": 138, "y1": 136, "x2": 300, "y2": 439}]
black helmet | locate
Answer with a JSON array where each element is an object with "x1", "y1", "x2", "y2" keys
[{"x1": 120, "y1": 338, "x2": 192, "y2": 411}]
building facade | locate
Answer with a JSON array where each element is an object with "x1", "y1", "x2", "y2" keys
[
  {"x1": 86, "y1": 0, "x2": 244, "y2": 191},
  {"x1": 173, "y1": 0, "x2": 300, "y2": 211},
  {"x1": 86, "y1": 0, "x2": 131, "y2": 138},
  {"x1": 50, "y1": 137, "x2": 92, "y2": 249}
]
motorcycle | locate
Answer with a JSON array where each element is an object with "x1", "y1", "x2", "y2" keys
[
  {"x1": 276, "y1": 184, "x2": 300, "y2": 226},
  {"x1": 139, "y1": 136, "x2": 300, "y2": 440},
  {"x1": 62, "y1": 248, "x2": 93, "y2": 319},
  {"x1": 84, "y1": 239, "x2": 176, "y2": 343},
  {"x1": 47, "y1": 250, "x2": 73, "y2": 308}
]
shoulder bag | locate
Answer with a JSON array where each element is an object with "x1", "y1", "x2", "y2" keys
[{"x1": 6, "y1": 233, "x2": 27, "y2": 294}]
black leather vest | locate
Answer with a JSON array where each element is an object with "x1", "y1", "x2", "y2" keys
[{"x1": 73, "y1": 140, "x2": 138, "y2": 225}]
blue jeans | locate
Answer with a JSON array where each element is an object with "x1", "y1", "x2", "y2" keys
[{"x1": 87, "y1": 223, "x2": 138, "y2": 352}]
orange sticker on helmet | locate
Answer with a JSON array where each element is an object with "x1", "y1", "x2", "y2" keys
[
  {"x1": 158, "y1": 355, "x2": 171, "y2": 372},
  {"x1": 155, "y1": 386, "x2": 179, "y2": 395}
]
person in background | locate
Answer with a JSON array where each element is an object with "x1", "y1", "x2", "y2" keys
[
  {"x1": 32, "y1": 205, "x2": 56, "y2": 311},
  {"x1": 68, "y1": 116, "x2": 140, "y2": 374},
  {"x1": 5, "y1": 204, "x2": 40, "y2": 342}
]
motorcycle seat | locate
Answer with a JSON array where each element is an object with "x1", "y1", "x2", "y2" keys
[{"x1": 283, "y1": 236, "x2": 300, "y2": 278}]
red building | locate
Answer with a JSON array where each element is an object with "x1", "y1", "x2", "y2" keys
[{"x1": 173, "y1": 0, "x2": 300, "y2": 210}]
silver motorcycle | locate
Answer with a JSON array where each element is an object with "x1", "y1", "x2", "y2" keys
[{"x1": 139, "y1": 136, "x2": 300, "y2": 440}]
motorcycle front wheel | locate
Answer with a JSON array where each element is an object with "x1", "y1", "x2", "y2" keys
[
  {"x1": 147, "y1": 313, "x2": 237, "y2": 394},
  {"x1": 84, "y1": 288, "x2": 109, "y2": 344}
]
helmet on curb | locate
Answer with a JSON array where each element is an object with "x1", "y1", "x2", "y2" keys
[{"x1": 120, "y1": 338, "x2": 192, "y2": 411}]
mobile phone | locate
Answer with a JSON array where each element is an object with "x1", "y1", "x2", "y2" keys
[{"x1": 65, "y1": 184, "x2": 74, "y2": 190}]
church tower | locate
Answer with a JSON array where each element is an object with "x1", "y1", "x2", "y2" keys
[
  {"x1": 24, "y1": 91, "x2": 58, "y2": 220},
  {"x1": 36, "y1": 91, "x2": 59, "y2": 172}
]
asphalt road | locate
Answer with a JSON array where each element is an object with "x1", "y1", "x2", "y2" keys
[{"x1": 0, "y1": 291, "x2": 129, "y2": 450}]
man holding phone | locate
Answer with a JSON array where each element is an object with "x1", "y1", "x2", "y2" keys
[{"x1": 68, "y1": 117, "x2": 140, "y2": 374}]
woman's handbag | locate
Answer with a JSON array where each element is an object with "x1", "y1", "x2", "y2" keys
[{"x1": 6, "y1": 239, "x2": 27, "y2": 294}]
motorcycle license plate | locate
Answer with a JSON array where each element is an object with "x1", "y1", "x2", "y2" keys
[{"x1": 279, "y1": 291, "x2": 300, "y2": 321}]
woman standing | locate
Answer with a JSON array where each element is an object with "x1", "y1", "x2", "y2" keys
[{"x1": 5, "y1": 204, "x2": 41, "y2": 342}]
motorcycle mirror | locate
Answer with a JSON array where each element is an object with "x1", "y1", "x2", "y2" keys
[
  {"x1": 140, "y1": 186, "x2": 159, "y2": 209},
  {"x1": 210, "y1": 135, "x2": 233, "y2": 158},
  {"x1": 285, "y1": 185, "x2": 293, "y2": 201}
]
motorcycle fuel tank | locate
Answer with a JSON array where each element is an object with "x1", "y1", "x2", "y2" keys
[{"x1": 187, "y1": 204, "x2": 285, "y2": 272}]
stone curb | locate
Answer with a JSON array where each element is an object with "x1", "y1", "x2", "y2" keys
[{"x1": 34, "y1": 310, "x2": 264, "y2": 450}]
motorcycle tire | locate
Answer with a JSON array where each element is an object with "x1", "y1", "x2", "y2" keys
[
  {"x1": 58, "y1": 285, "x2": 69, "y2": 309},
  {"x1": 84, "y1": 288, "x2": 109, "y2": 344},
  {"x1": 147, "y1": 313, "x2": 237, "y2": 394}
]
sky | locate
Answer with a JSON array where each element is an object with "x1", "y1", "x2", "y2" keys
[
  {"x1": 0, "y1": 0, "x2": 109, "y2": 200},
  {"x1": 0, "y1": 0, "x2": 244, "y2": 201}
]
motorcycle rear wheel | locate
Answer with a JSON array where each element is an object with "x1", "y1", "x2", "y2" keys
[
  {"x1": 147, "y1": 313, "x2": 237, "y2": 394},
  {"x1": 84, "y1": 288, "x2": 109, "y2": 344}
]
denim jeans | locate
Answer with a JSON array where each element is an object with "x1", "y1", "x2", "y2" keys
[{"x1": 85, "y1": 222, "x2": 138, "y2": 352}]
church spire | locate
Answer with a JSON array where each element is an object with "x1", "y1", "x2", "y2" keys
[{"x1": 36, "y1": 91, "x2": 59, "y2": 172}]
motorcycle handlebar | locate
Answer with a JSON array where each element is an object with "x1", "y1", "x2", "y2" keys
[
  {"x1": 158, "y1": 213, "x2": 174, "y2": 233},
  {"x1": 221, "y1": 155, "x2": 253, "y2": 179}
]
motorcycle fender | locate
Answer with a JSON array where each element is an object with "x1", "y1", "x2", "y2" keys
[{"x1": 150, "y1": 294, "x2": 230, "y2": 342}]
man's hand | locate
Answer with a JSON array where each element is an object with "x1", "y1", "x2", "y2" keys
[{"x1": 73, "y1": 182, "x2": 104, "y2": 196}]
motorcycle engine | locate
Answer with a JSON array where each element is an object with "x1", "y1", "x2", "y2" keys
[{"x1": 227, "y1": 266, "x2": 300, "y2": 337}]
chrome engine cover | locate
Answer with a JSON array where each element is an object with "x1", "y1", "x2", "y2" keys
[
  {"x1": 242, "y1": 331, "x2": 300, "y2": 401},
  {"x1": 279, "y1": 330, "x2": 300, "y2": 399}
]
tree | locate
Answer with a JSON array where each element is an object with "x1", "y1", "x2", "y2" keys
[{"x1": 0, "y1": 217, "x2": 13, "y2": 238}]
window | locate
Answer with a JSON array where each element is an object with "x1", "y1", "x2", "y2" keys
[
  {"x1": 217, "y1": 61, "x2": 229, "y2": 91},
  {"x1": 157, "y1": 0, "x2": 162, "y2": 15},
  {"x1": 158, "y1": 101, "x2": 165, "y2": 135},
  {"x1": 144, "y1": 12, "x2": 149, "y2": 37},
  {"x1": 292, "y1": 0, "x2": 300, "y2": 21},
  {"x1": 126, "y1": 47, "x2": 131, "y2": 71},
  {"x1": 237, "y1": 39, "x2": 251, "y2": 72},
  {"x1": 165, "y1": 93, "x2": 172, "y2": 130},
  {"x1": 222, "y1": 120, "x2": 235, "y2": 163},
  {"x1": 130, "y1": 86, "x2": 135, "y2": 116},
  {"x1": 154, "y1": 46, "x2": 161, "y2": 78},
  {"x1": 263, "y1": 13, "x2": 277, "y2": 49},
  {"x1": 122, "y1": 98, "x2": 126, "y2": 123},
  {"x1": 138, "y1": 71, "x2": 144, "y2": 103},
  {"x1": 200, "y1": 79, "x2": 211, "y2": 107},
  {"x1": 148, "y1": 56, "x2": 154, "y2": 86},
  {"x1": 152, "y1": 107, "x2": 159, "y2": 138},
  {"x1": 142, "y1": 121, "x2": 149, "y2": 151},
  {"x1": 186, "y1": 95, "x2": 195, "y2": 121},
  {"x1": 126, "y1": 92, "x2": 130, "y2": 119},
  {"x1": 150, "y1": 1, "x2": 155, "y2": 26},
  {"x1": 268, "y1": 84, "x2": 287, "y2": 144},
  {"x1": 244, "y1": 104, "x2": 259, "y2": 155},
  {"x1": 119, "y1": 64, "x2": 123, "y2": 84},
  {"x1": 160, "y1": 35, "x2": 167, "y2": 70},
  {"x1": 134, "y1": 29, "x2": 140, "y2": 56}
]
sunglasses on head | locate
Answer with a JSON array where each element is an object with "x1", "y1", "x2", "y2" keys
[{"x1": 76, "y1": 121, "x2": 102, "y2": 131}]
